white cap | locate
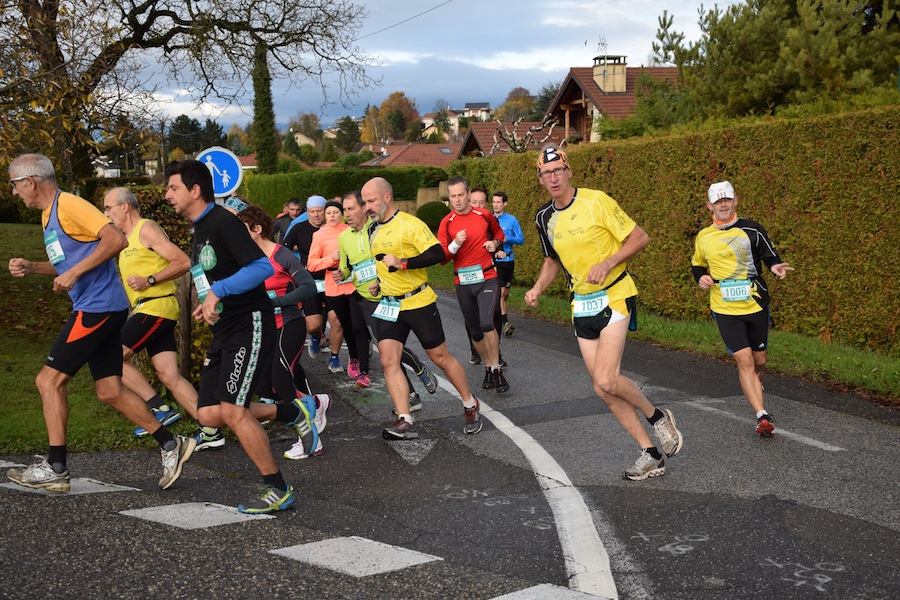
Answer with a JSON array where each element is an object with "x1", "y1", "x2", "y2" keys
[{"x1": 707, "y1": 181, "x2": 735, "y2": 204}]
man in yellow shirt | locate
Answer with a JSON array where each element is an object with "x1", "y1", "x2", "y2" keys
[
  {"x1": 361, "y1": 177, "x2": 482, "y2": 439},
  {"x1": 692, "y1": 181, "x2": 794, "y2": 436},
  {"x1": 525, "y1": 145, "x2": 683, "y2": 481}
]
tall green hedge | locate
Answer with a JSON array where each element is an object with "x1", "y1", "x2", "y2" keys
[
  {"x1": 453, "y1": 106, "x2": 900, "y2": 355},
  {"x1": 239, "y1": 166, "x2": 445, "y2": 215}
]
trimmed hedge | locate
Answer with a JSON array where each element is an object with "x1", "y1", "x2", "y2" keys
[
  {"x1": 239, "y1": 166, "x2": 447, "y2": 215},
  {"x1": 452, "y1": 106, "x2": 900, "y2": 355}
]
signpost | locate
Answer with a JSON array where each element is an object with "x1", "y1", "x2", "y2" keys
[{"x1": 196, "y1": 146, "x2": 243, "y2": 198}]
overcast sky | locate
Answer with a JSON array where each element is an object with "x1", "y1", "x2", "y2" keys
[{"x1": 150, "y1": 0, "x2": 738, "y2": 131}]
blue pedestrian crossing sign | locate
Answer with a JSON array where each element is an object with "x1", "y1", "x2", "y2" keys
[{"x1": 196, "y1": 146, "x2": 243, "y2": 198}]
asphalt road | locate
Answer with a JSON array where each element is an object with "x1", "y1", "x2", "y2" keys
[{"x1": 1, "y1": 291, "x2": 897, "y2": 600}]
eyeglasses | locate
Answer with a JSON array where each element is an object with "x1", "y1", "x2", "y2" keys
[
  {"x1": 539, "y1": 167, "x2": 568, "y2": 180},
  {"x1": 103, "y1": 203, "x2": 124, "y2": 212},
  {"x1": 9, "y1": 176, "x2": 30, "y2": 189}
]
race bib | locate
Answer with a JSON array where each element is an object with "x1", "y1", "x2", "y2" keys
[
  {"x1": 353, "y1": 258, "x2": 378, "y2": 284},
  {"x1": 373, "y1": 298, "x2": 400, "y2": 322},
  {"x1": 315, "y1": 279, "x2": 326, "y2": 294},
  {"x1": 190, "y1": 264, "x2": 222, "y2": 314},
  {"x1": 267, "y1": 290, "x2": 282, "y2": 315},
  {"x1": 573, "y1": 290, "x2": 609, "y2": 318},
  {"x1": 190, "y1": 264, "x2": 211, "y2": 300},
  {"x1": 44, "y1": 230, "x2": 65, "y2": 265},
  {"x1": 458, "y1": 265, "x2": 485, "y2": 285},
  {"x1": 720, "y1": 279, "x2": 751, "y2": 302}
]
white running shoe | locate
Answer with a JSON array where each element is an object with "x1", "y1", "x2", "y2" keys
[{"x1": 313, "y1": 393, "x2": 331, "y2": 433}]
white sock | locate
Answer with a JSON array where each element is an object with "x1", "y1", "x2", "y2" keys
[
  {"x1": 462, "y1": 396, "x2": 477, "y2": 409},
  {"x1": 756, "y1": 410, "x2": 768, "y2": 419}
]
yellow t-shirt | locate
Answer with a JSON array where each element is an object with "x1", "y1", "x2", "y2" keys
[
  {"x1": 118, "y1": 219, "x2": 179, "y2": 320},
  {"x1": 367, "y1": 211, "x2": 439, "y2": 311},
  {"x1": 534, "y1": 188, "x2": 639, "y2": 315}
]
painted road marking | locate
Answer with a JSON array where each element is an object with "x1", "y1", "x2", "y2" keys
[
  {"x1": 0, "y1": 460, "x2": 24, "y2": 468},
  {"x1": 491, "y1": 583, "x2": 612, "y2": 599},
  {"x1": 0, "y1": 478, "x2": 140, "y2": 495},
  {"x1": 434, "y1": 377, "x2": 618, "y2": 600},
  {"x1": 688, "y1": 400, "x2": 846, "y2": 451},
  {"x1": 120, "y1": 502, "x2": 273, "y2": 528},
  {"x1": 389, "y1": 437, "x2": 437, "y2": 465},
  {"x1": 270, "y1": 536, "x2": 442, "y2": 577}
]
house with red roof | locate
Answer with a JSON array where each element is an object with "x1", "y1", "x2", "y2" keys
[
  {"x1": 358, "y1": 142, "x2": 462, "y2": 169},
  {"x1": 459, "y1": 121, "x2": 565, "y2": 157},
  {"x1": 546, "y1": 55, "x2": 678, "y2": 143}
]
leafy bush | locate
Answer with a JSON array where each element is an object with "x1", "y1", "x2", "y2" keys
[{"x1": 416, "y1": 200, "x2": 450, "y2": 232}]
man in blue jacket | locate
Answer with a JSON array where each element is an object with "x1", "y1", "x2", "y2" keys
[{"x1": 492, "y1": 191, "x2": 525, "y2": 337}]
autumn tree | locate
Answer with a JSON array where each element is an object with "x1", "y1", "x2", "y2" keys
[
  {"x1": 289, "y1": 113, "x2": 324, "y2": 142},
  {"x1": 494, "y1": 87, "x2": 535, "y2": 123},
  {"x1": 0, "y1": 0, "x2": 375, "y2": 186},
  {"x1": 362, "y1": 92, "x2": 420, "y2": 142}
]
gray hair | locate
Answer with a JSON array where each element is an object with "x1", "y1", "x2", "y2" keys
[
  {"x1": 108, "y1": 187, "x2": 139, "y2": 208},
  {"x1": 9, "y1": 153, "x2": 57, "y2": 185}
]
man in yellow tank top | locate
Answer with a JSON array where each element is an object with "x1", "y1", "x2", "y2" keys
[{"x1": 105, "y1": 187, "x2": 223, "y2": 450}]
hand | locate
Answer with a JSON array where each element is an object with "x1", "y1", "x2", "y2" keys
[
  {"x1": 585, "y1": 261, "x2": 612, "y2": 286},
  {"x1": 771, "y1": 263, "x2": 795, "y2": 279},
  {"x1": 482, "y1": 240, "x2": 499, "y2": 253},
  {"x1": 126, "y1": 274, "x2": 149, "y2": 291},
  {"x1": 331, "y1": 270, "x2": 343, "y2": 283},
  {"x1": 698, "y1": 274, "x2": 714, "y2": 290},
  {"x1": 524, "y1": 287, "x2": 540, "y2": 308},
  {"x1": 495, "y1": 250, "x2": 507, "y2": 260},
  {"x1": 368, "y1": 280, "x2": 381, "y2": 296},
  {"x1": 8, "y1": 258, "x2": 30, "y2": 277},
  {"x1": 381, "y1": 253, "x2": 402, "y2": 272},
  {"x1": 332, "y1": 250, "x2": 341, "y2": 262},
  {"x1": 454, "y1": 230, "x2": 467, "y2": 246},
  {"x1": 52, "y1": 270, "x2": 79, "y2": 293},
  {"x1": 193, "y1": 292, "x2": 221, "y2": 325}
]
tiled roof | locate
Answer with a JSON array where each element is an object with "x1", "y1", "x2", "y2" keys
[
  {"x1": 239, "y1": 153, "x2": 257, "y2": 167},
  {"x1": 460, "y1": 121, "x2": 565, "y2": 157},
  {"x1": 553, "y1": 66, "x2": 678, "y2": 120},
  {"x1": 359, "y1": 142, "x2": 463, "y2": 168}
]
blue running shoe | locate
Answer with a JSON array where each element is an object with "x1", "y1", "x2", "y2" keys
[
  {"x1": 308, "y1": 334, "x2": 322, "y2": 359},
  {"x1": 238, "y1": 484, "x2": 295, "y2": 514},
  {"x1": 134, "y1": 405, "x2": 182, "y2": 437},
  {"x1": 285, "y1": 396, "x2": 320, "y2": 460},
  {"x1": 328, "y1": 354, "x2": 342, "y2": 373},
  {"x1": 417, "y1": 362, "x2": 438, "y2": 394}
]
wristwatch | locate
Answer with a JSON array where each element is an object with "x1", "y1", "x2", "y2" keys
[{"x1": 147, "y1": 275, "x2": 157, "y2": 286}]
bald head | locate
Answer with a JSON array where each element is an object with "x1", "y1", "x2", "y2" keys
[{"x1": 361, "y1": 177, "x2": 395, "y2": 224}]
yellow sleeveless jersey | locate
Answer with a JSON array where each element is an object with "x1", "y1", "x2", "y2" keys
[
  {"x1": 534, "y1": 188, "x2": 639, "y2": 307},
  {"x1": 119, "y1": 219, "x2": 179, "y2": 320},
  {"x1": 367, "y1": 211, "x2": 438, "y2": 311}
]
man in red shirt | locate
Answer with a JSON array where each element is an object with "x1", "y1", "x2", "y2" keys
[{"x1": 437, "y1": 176, "x2": 509, "y2": 392}]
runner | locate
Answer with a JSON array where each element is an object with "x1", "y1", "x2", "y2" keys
[
  {"x1": 7, "y1": 154, "x2": 194, "y2": 493},
  {"x1": 692, "y1": 181, "x2": 795, "y2": 436},
  {"x1": 525, "y1": 145, "x2": 683, "y2": 481}
]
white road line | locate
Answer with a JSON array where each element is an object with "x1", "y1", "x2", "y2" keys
[
  {"x1": 436, "y1": 377, "x2": 617, "y2": 600},
  {"x1": 687, "y1": 401, "x2": 846, "y2": 452}
]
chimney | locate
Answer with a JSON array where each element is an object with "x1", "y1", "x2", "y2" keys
[{"x1": 593, "y1": 55, "x2": 627, "y2": 93}]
